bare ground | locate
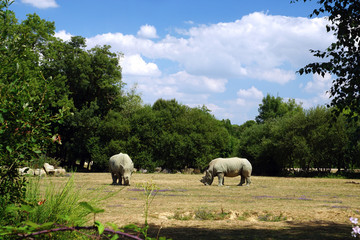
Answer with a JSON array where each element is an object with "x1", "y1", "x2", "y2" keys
[{"x1": 41, "y1": 173, "x2": 360, "y2": 239}]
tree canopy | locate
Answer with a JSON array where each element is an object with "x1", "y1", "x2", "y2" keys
[
  {"x1": 294, "y1": 0, "x2": 360, "y2": 120},
  {"x1": 256, "y1": 94, "x2": 303, "y2": 123}
]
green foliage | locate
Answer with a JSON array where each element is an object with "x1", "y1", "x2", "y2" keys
[
  {"x1": 258, "y1": 212, "x2": 287, "y2": 222},
  {"x1": 256, "y1": 94, "x2": 302, "y2": 123},
  {"x1": 93, "y1": 99, "x2": 231, "y2": 172},
  {"x1": 150, "y1": 99, "x2": 231, "y2": 170},
  {"x1": 238, "y1": 211, "x2": 252, "y2": 221},
  {"x1": 51, "y1": 37, "x2": 126, "y2": 168},
  {"x1": 138, "y1": 181, "x2": 159, "y2": 227},
  {"x1": 0, "y1": 0, "x2": 68, "y2": 207},
  {"x1": 238, "y1": 104, "x2": 360, "y2": 175},
  {"x1": 194, "y1": 207, "x2": 230, "y2": 220},
  {"x1": 294, "y1": 0, "x2": 360, "y2": 120},
  {"x1": 171, "y1": 207, "x2": 230, "y2": 221},
  {"x1": 0, "y1": 174, "x2": 163, "y2": 240},
  {"x1": 23, "y1": 175, "x2": 99, "y2": 226}
]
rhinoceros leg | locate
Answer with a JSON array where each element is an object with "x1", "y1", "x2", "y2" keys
[
  {"x1": 111, "y1": 172, "x2": 118, "y2": 185},
  {"x1": 239, "y1": 175, "x2": 251, "y2": 186},
  {"x1": 239, "y1": 175, "x2": 245, "y2": 186},
  {"x1": 118, "y1": 173, "x2": 123, "y2": 185},
  {"x1": 245, "y1": 176, "x2": 251, "y2": 186},
  {"x1": 217, "y1": 173, "x2": 224, "y2": 186}
]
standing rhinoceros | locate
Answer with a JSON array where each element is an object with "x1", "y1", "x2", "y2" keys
[
  {"x1": 200, "y1": 157, "x2": 252, "y2": 186},
  {"x1": 109, "y1": 153, "x2": 134, "y2": 186}
]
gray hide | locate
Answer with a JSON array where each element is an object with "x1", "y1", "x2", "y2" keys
[
  {"x1": 109, "y1": 153, "x2": 134, "y2": 186},
  {"x1": 200, "y1": 157, "x2": 252, "y2": 186}
]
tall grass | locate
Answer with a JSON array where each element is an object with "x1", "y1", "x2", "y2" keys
[
  {"x1": 25, "y1": 175, "x2": 92, "y2": 226},
  {"x1": 0, "y1": 174, "x2": 123, "y2": 239}
]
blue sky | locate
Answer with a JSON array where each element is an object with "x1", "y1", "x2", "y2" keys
[{"x1": 11, "y1": 0, "x2": 335, "y2": 124}]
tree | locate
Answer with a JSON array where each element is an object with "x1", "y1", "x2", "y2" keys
[
  {"x1": 150, "y1": 99, "x2": 231, "y2": 170},
  {"x1": 41, "y1": 36, "x2": 125, "y2": 168},
  {"x1": 294, "y1": 0, "x2": 360, "y2": 120},
  {"x1": 256, "y1": 94, "x2": 302, "y2": 123},
  {"x1": 0, "y1": 0, "x2": 66, "y2": 204}
]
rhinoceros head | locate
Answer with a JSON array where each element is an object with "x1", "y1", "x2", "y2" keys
[
  {"x1": 200, "y1": 170, "x2": 213, "y2": 185},
  {"x1": 123, "y1": 170, "x2": 133, "y2": 186}
]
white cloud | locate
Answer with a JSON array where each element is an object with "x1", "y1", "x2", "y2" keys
[
  {"x1": 79, "y1": 11, "x2": 335, "y2": 124},
  {"x1": 55, "y1": 30, "x2": 72, "y2": 42},
  {"x1": 85, "y1": 12, "x2": 333, "y2": 84},
  {"x1": 137, "y1": 25, "x2": 158, "y2": 39},
  {"x1": 168, "y1": 71, "x2": 227, "y2": 93},
  {"x1": 120, "y1": 54, "x2": 161, "y2": 77},
  {"x1": 236, "y1": 86, "x2": 264, "y2": 106},
  {"x1": 21, "y1": 0, "x2": 58, "y2": 8},
  {"x1": 295, "y1": 73, "x2": 332, "y2": 109},
  {"x1": 304, "y1": 73, "x2": 332, "y2": 93},
  {"x1": 251, "y1": 68, "x2": 296, "y2": 84},
  {"x1": 295, "y1": 92, "x2": 331, "y2": 109}
]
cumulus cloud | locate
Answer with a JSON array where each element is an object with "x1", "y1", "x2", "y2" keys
[
  {"x1": 251, "y1": 68, "x2": 296, "y2": 84},
  {"x1": 295, "y1": 73, "x2": 333, "y2": 109},
  {"x1": 137, "y1": 25, "x2": 158, "y2": 39},
  {"x1": 55, "y1": 30, "x2": 73, "y2": 42},
  {"x1": 168, "y1": 71, "x2": 227, "y2": 93},
  {"x1": 80, "y1": 11, "x2": 335, "y2": 124},
  {"x1": 120, "y1": 54, "x2": 161, "y2": 77},
  {"x1": 295, "y1": 92, "x2": 331, "y2": 110},
  {"x1": 236, "y1": 86, "x2": 264, "y2": 106},
  {"x1": 304, "y1": 73, "x2": 332, "y2": 93},
  {"x1": 21, "y1": 0, "x2": 58, "y2": 8},
  {"x1": 86, "y1": 12, "x2": 333, "y2": 84}
]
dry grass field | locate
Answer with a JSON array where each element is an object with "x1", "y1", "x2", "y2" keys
[{"x1": 40, "y1": 173, "x2": 360, "y2": 239}]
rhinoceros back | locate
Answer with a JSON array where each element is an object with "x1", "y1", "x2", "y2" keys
[
  {"x1": 213, "y1": 157, "x2": 252, "y2": 177},
  {"x1": 109, "y1": 153, "x2": 134, "y2": 174}
]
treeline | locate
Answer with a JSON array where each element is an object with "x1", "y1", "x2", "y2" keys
[
  {"x1": 234, "y1": 95, "x2": 360, "y2": 175},
  {"x1": 1, "y1": 2, "x2": 360, "y2": 182}
]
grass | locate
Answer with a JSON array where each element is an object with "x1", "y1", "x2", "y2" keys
[
  {"x1": 24, "y1": 175, "x2": 91, "y2": 226},
  {"x1": 258, "y1": 212, "x2": 287, "y2": 222},
  {"x1": 172, "y1": 207, "x2": 230, "y2": 220},
  {"x1": 1, "y1": 174, "x2": 124, "y2": 239},
  {"x1": 28, "y1": 173, "x2": 360, "y2": 240}
]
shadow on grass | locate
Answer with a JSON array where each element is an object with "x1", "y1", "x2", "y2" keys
[{"x1": 147, "y1": 221, "x2": 352, "y2": 240}]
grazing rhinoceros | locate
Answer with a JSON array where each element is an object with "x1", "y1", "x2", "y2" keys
[
  {"x1": 200, "y1": 157, "x2": 252, "y2": 186},
  {"x1": 109, "y1": 153, "x2": 134, "y2": 186}
]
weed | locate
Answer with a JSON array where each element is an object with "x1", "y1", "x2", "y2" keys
[
  {"x1": 258, "y1": 212, "x2": 287, "y2": 222},
  {"x1": 0, "y1": 174, "x2": 125, "y2": 239},
  {"x1": 172, "y1": 211, "x2": 193, "y2": 220},
  {"x1": 173, "y1": 207, "x2": 231, "y2": 221},
  {"x1": 24, "y1": 174, "x2": 119, "y2": 226},
  {"x1": 238, "y1": 211, "x2": 252, "y2": 221}
]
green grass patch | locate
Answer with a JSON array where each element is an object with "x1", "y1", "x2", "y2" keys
[
  {"x1": 238, "y1": 211, "x2": 252, "y2": 221},
  {"x1": 258, "y1": 212, "x2": 287, "y2": 222},
  {"x1": 172, "y1": 207, "x2": 231, "y2": 221}
]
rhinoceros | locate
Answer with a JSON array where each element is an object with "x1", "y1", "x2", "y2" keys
[
  {"x1": 200, "y1": 157, "x2": 252, "y2": 186},
  {"x1": 109, "y1": 153, "x2": 134, "y2": 186}
]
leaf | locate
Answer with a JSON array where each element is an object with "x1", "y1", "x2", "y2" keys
[
  {"x1": 39, "y1": 222, "x2": 55, "y2": 229},
  {"x1": 123, "y1": 224, "x2": 141, "y2": 232},
  {"x1": 95, "y1": 221, "x2": 105, "y2": 235},
  {"x1": 20, "y1": 204, "x2": 35, "y2": 213},
  {"x1": 24, "y1": 221, "x2": 40, "y2": 229},
  {"x1": 79, "y1": 201, "x2": 104, "y2": 214},
  {"x1": 106, "y1": 222, "x2": 120, "y2": 232},
  {"x1": 110, "y1": 234, "x2": 119, "y2": 240},
  {"x1": 6, "y1": 146, "x2": 12, "y2": 153},
  {"x1": 5, "y1": 204, "x2": 19, "y2": 213}
]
